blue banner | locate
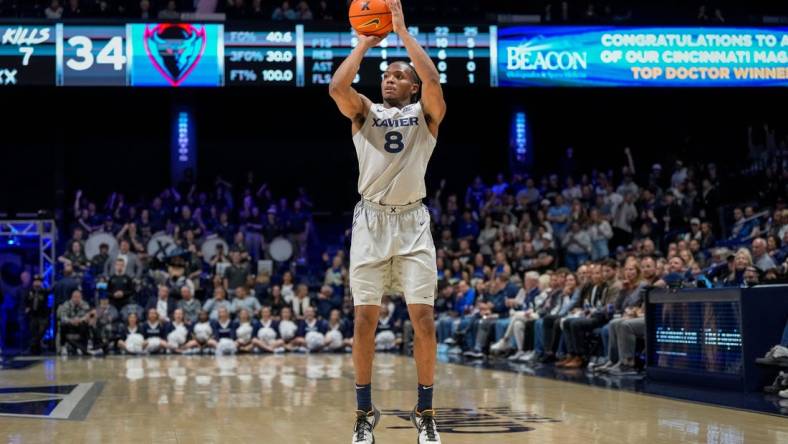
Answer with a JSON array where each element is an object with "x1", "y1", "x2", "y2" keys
[{"x1": 497, "y1": 26, "x2": 788, "y2": 87}]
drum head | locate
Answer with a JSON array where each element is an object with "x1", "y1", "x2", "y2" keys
[
  {"x1": 201, "y1": 237, "x2": 229, "y2": 263},
  {"x1": 85, "y1": 232, "x2": 118, "y2": 260},
  {"x1": 147, "y1": 232, "x2": 177, "y2": 260},
  {"x1": 269, "y1": 237, "x2": 293, "y2": 262}
]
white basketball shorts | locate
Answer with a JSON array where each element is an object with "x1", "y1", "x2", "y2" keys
[{"x1": 349, "y1": 199, "x2": 437, "y2": 306}]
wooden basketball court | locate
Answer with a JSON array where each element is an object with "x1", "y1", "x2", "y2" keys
[{"x1": 1, "y1": 354, "x2": 786, "y2": 443}]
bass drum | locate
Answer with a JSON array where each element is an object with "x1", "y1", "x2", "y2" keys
[
  {"x1": 269, "y1": 237, "x2": 293, "y2": 262},
  {"x1": 85, "y1": 232, "x2": 118, "y2": 260},
  {"x1": 146, "y1": 232, "x2": 177, "y2": 261},
  {"x1": 201, "y1": 236, "x2": 229, "y2": 264}
]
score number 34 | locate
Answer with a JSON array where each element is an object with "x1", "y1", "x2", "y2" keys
[{"x1": 66, "y1": 36, "x2": 126, "y2": 71}]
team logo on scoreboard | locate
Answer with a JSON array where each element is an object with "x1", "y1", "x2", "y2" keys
[{"x1": 143, "y1": 24, "x2": 207, "y2": 87}]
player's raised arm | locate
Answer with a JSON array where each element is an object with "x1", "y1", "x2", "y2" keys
[
  {"x1": 387, "y1": 0, "x2": 446, "y2": 131},
  {"x1": 328, "y1": 35, "x2": 380, "y2": 125}
]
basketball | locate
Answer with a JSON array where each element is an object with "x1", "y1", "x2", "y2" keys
[{"x1": 349, "y1": 0, "x2": 393, "y2": 37}]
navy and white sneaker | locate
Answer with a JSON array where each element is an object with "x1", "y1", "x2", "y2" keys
[
  {"x1": 352, "y1": 405, "x2": 380, "y2": 444},
  {"x1": 411, "y1": 406, "x2": 441, "y2": 443}
]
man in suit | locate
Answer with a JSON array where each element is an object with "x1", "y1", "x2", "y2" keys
[{"x1": 146, "y1": 285, "x2": 177, "y2": 323}]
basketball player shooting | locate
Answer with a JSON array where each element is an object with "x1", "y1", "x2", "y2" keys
[{"x1": 328, "y1": 0, "x2": 446, "y2": 443}]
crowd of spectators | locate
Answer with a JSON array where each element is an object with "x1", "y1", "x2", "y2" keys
[
  {"x1": 0, "y1": 0, "x2": 786, "y2": 23},
  {"x1": 11, "y1": 123, "x2": 788, "y2": 379}
]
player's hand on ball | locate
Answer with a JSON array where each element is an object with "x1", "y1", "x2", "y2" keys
[
  {"x1": 358, "y1": 34, "x2": 383, "y2": 48},
  {"x1": 386, "y1": 0, "x2": 406, "y2": 35}
]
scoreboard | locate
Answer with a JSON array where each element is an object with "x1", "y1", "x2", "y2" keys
[
  {"x1": 301, "y1": 25, "x2": 492, "y2": 87},
  {"x1": 0, "y1": 22, "x2": 495, "y2": 87},
  {"x1": 8, "y1": 22, "x2": 784, "y2": 88},
  {"x1": 0, "y1": 25, "x2": 57, "y2": 85}
]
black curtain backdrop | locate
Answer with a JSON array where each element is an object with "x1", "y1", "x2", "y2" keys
[{"x1": 0, "y1": 86, "x2": 784, "y2": 214}]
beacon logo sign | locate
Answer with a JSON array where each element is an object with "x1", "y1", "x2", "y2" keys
[
  {"x1": 143, "y1": 24, "x2": 207, "y2": 87},
  {"x1": 505, "y1": 35, "x2": 588, "y2": 79}
]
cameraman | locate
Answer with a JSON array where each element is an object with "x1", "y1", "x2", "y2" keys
[{"x1": 24, "y1": 275, "x2": 50, "y2": 355}]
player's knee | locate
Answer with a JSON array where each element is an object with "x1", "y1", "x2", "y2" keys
[
  {"x1": 412, "y1": 312, "x2": 435, "y2": 336},
  {"x1": 354, "y1": 312, "x2": 378, "y2": 336}
]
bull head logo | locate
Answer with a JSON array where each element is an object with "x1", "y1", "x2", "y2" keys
[{"x1": 143, "y1": 24, "x2": 206, "y2": 87}]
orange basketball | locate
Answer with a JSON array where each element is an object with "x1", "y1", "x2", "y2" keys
[{"x1": 349, "y1": 0, "x2": 393, "y2": 38}]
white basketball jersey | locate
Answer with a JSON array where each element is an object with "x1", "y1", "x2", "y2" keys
[{"x1": 353, "y1": 101, "x2": 437, "y2": 205}]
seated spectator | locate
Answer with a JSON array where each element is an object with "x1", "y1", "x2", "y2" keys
[
  {"x1": 291, "y1": 307, "x2": 328, "y2": 352},
  {"x1": 315, "y1": 285, "x2": 341, "y2": 320},
  {"x1": 204, "y1": 287, "x2": 232, "y2": 321},
  {"x1": 588, "y1": 209, "x2": 613, "y2": 260},
  {"x1": 272, "y1": 0, "x2": 296, "y2": 20},
  {"x1": 157, "y1": 0, "x2": 179, "y2": 19},
  {"x1": 182, "y1": 311, "x2": 214, "y2": 354},
  {"x1": 261, "y1": 285, "x2": 286, "y2": 317},
  {"x1": 752, "y1": 237, "x2": 777, "y2": 272},
  {"x1": 105, "y1": 239, "x2": 142, "y2": 278},
  {"x1": 280, "y1": 270, "x2": 296, "y2": 303},
  {"x1": 563, "y1": 221, "x2": 592, "y2": 271},
  {"x1": 223, "y1": 251, "x2": 249, "y2": 298},
  {"x1": 743, "y1": 266, "x2": 761, "y2": 287},
  {"x1": 530, "y1": 271, "x2": 571, "y2": 362},
  {"x1": 253, "y1": 306, "x2": 285, "y2": 353},
  {"x1": 254, "y1": 271, "x2": 272, "y2": 301},
  {"x1": 324, "y1": 255, "x2": 347, "y2": 297},
  {"x1": 325, "y1": 308, "x2": 353, "y2": 351},
  {"x1": 558, "y1": 263, "x2": 620, "y2": 369},
  {"x1": 437, "y1": 280, "x2": 475, "y2": 344},
  {"x1": 139, "y1": 309, "x2": 170, "y2": 354},
  {"x1": 166, "y1": 309, "x2": 191, "y2": 353},
  {"x1": 594, "y1": 258, "x2": 646, "y2": 371},
  {"x1": 730, "y1": 207, "x2": 758, "y2": 241},
  {"x1": 57, "y1": 289, "x2": 92, "y2": 355},
  {"x1": 211, "y1": 307, "x2": 236, "y2": 354},
  {"x1": 766, "y1": 234, "x2": 786, "y2": 265},
  {"x1": 291, "y1": 283, "x2": 312, "y2": 319},
  {"x1": 234, "y1": 308, "x2": 261, "y2": 353},
  {"x1": 90, "y1": 243, "x2": 111, "y2": 277},
  {"x1": 120, "y1": 298, "x2": 145, "y2": 325},
  {"x1": 44, "y1": 0, "x2": 63, "y2": 18},
  {"x1": 177, "y1": 286, "x2": 202, "y2": 325},
  {"x1": 146, "y1": 285, "x2": 176, "y2": 323},
  {"x1": 277, "y1": 306, "x2": 300, "y2": 350},
  {"x1": 231, "y1": 286, "x2": 261, "y2": 317},
  {"x1": 117, "y1": 312, "x2": 145, "y2": 354},
  {"x1": 463, "y1": 274, "x2": 513, "y2": 359},
  {"x1": 375, "y1": 303, "x2": 402, "y2": 352},
  {"x1": 490, "y1": 271, "x2": 544, "y2": 360},
  {"x1": 91, "y1": 295, "x2": 118, "y2": 354},
  {"x1": 58, "y1": 240, "x2": 89, "y2": 275},
  {"x1": 722, "y1": 248, "x2": 752, "y2": 287},
  {"x1": 209, "y1": 243, "x2": 230, "y2": 276}
]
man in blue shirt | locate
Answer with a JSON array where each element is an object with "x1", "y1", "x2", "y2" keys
[
  {"x1": 547, "y1": 195, "x2": 571, "y2": 239},
  {"x1": 456, "y1": 211, "x2": 480, "y2": 241},
  {"x1": 463, "y1": 275, "x2": 511, "y2": 359}
]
